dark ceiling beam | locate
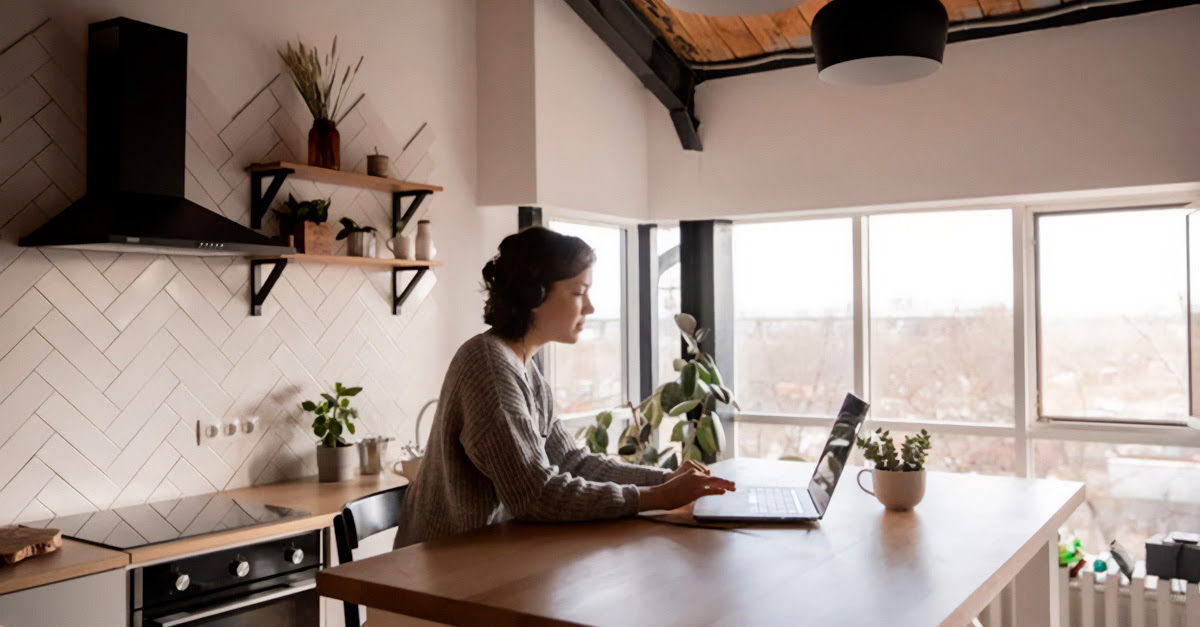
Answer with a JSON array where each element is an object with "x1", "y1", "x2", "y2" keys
[
  {"x1": 693, "y1": 0, "x2": 1200, "y2": 82},
  {"x1": 564, "y1": 0, "x2": 703, "y2": 151}
]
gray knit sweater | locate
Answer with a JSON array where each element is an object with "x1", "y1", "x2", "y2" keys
[{"x1": 394, "y1": 331, "x2": 670, "y2": 548}]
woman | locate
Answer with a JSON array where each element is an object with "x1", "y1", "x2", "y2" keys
[{"x1": 395, "y1": 227, "x2": 735, "y2": 548}]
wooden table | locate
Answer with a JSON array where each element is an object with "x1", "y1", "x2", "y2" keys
[{"x1": 317, "y1": 458, "x2": 1084, "y2": 627}]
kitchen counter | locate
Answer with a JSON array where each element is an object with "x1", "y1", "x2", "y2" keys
[
  {"x1": 125, "y1": 472, "x2": 409, "y2": 564},
  {"x1": 0, "y1": 538, "x2": 128, "y2": 595}
]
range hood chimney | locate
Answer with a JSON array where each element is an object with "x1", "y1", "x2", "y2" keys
[{"x1": 20, "y1": 18, "x2": 293, "y2": 256}]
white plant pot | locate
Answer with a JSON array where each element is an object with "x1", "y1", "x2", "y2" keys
[{"x1": 316, "y1": 444, "x2": 357, "y2": 482}]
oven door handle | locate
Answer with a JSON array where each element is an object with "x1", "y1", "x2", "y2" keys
[{"x1": 150, "y1": 580, "x2": 317, "y2": 626}]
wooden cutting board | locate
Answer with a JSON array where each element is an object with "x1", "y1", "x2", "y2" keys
[{"x1": 0, "y1": 526, "x2": 62, "y2": 565}]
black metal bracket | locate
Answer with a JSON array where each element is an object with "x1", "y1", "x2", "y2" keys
[
  {"x1": 250, "y1": 167, "x2": 294, "y2": 229},
  {"x1": 250, "y1": 258, "x2": 288, "y2": 316},
  {"x1": 564, "y1": 0, "x2": 701, "y2": 151},
  {"x1": 392, "y1": 267, "x2": 428, "y2": 316},
  {"x1": 392, "y1": 191, "x2": 432, "y2": 237}
]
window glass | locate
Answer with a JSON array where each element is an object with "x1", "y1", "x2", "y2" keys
[
  {"x1": 657, "y1": 226, "x2": 682, "y2": 387},
  {"x1": 1037, "y1": 208, "x2": 1189, "y2": 423},
  {"x1": 869, "y1": 210, "x2": 1014, "y2": 424},
  {"x1": 734, "y1": 219, "x2": 855, "y2": 416},
  {"x1": 545, "y1": 221, "x2": 625, "y2": 414}
]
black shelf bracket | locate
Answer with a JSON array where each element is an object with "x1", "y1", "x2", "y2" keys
[
  {"x1": 250, "y1": 258, "x2": 288, "y2": 316},
  {"x1": 250, "y1": 167, "x2": 294, "y2": 229},
  {"x1": 392, "y1": 190, "x2": 432, "y2": 236},
  {"x1": 392, "y1": 267, "x2": 428, "y2": 316}
]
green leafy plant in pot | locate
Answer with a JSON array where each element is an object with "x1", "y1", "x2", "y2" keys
[
  {"x1": 854, "y1": 429, "x2": 933, "y2": 511},
  {"x1": 302, "y1": 382, "x2": 361, "y2": 482},
  {"x1": 577, "y1": 313, "x2": 737, "y2": 469},
  {"x1": 274, "y1": 194, "x2": 331, "y2": 255},
  {"x1": 335, "y1": 217, "x2": 377, "y2": 257}
]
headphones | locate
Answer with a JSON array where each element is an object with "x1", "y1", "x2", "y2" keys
[{"x1": 521, "y1": 280, "x2": 548, "y2": 309}]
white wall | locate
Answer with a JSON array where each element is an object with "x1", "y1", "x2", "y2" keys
[
  {"x1": 647, "y1": 5, "x2": 1200, "y2": 219},
  {"x1": 533, "y1": 0, "x2": 649, "y2": 220},
  {"x1": 0, "y1": 0, "x2": 502, "y2": 525},
  {"x1": 475, "y1": 0, "x2": 651, "y2": 220}
]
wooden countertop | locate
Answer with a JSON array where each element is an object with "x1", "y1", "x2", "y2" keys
[
  {"x1": 318, "y1": 459, "x2": 1084, "y2": 627},
  {"x1": 126, "y1": 472, "x2": 408, "y2": 564},
  {"x1": 0, "y1": 538, "x2": 128, "y2": 595}
]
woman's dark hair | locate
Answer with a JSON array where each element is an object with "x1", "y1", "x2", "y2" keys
[{"x1": 482, "y1": 226, "x2": 595, "y2": 340}]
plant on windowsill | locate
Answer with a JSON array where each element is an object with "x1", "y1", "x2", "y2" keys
[
  {"x1": 577, "y1": 313, "x2": 738, "y2": 469},
  {"x1": 302, "y1": 382, "x2": 361, "y2": 482},
  {"x1": 274, "y1": 193, "x2": 332, "y2": 255},
  {"x1": 335, "y1": 217, "x2": 377, "y2": 257},
  {"x1": 854, "y1": 429, "x2": 933, "y2": 511}
]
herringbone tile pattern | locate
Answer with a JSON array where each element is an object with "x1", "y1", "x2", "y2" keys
[{"x1": 0, "y1": 22, "x2": 438, "y2": 526}]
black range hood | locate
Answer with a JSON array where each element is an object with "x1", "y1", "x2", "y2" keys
[{"x1": 20, "y1": 18, "x2": 293, "y2": 257}]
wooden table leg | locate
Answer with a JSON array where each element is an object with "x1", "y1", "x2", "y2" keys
[{"x1": 1013, "y1": 536, "x2": 1059, "y2": 626}]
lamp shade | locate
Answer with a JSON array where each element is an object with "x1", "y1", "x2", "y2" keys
[
  {"x1": 664, "y1": 0, "x2": 801, "y2": 17},
  {"x1": 811, "y1": 0, "x2": 949, "y2": 86}
]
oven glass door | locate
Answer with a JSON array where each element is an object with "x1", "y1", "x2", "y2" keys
[{"x1": 147, "y1": 581, "x2": 319, "y2": 627}]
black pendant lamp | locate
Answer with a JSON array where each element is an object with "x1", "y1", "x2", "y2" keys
[{"x1": 811, "y1": 0, "x2": 949, "y2": 86}]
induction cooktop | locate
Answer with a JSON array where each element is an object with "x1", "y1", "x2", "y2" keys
[{"x1": 29, "y1": 493, "x2": 310, "y2": 550}]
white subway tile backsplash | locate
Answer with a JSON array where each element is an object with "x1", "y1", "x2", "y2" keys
[
  {"x1": 0, "y1": 416, "x2": 52, "y2": 489},
  {"x1": 0, "y1": 459, "x2": 53, "y2": 524},
  {"x1": 0, "y1": 332, "x2": 53, "y2": 401},
  {"x1": 105, "y1": 292, "x2": 179, "y2": 369},
  {"x1": 218, "y1": 86, "x2": 279, "y2": 152},
  {"x1": 39, "y1": 435, "x2": 121, "y2": 509},
  {"x1": 32, "y1": 24, "x2": 83, "y2": 85},
  {"x1": 0, "y1": 162, "x2": 50, "y2": 224},
  {"x1": 107, "y1": 401, "x2": 178, "y2": 485},
  {"x1": 112, "y1": 445, "x2": 178, "y2": 508},
  {"x1": 166, "y1": 457, "x2": 216, "y2": 497},
  {"x1": 34, "y1": 103, "x2": 85, "y2": 173},
  {"x1": 166, "y1": 309, "x2": 233, "y2": 381},
  {"x1": 32, "y1": 60, "x2": 86, "y2": 127},
  {"x1": 35, "y1": 309, "x2": 119, "y2": 389},
  {"x1": 187, "y1": 97, "x2": 232, "y2": 168},
  {"x1": 166, "y1": 347, "x2": 233, "y2": 416},
  {"x1": 0, "y1": 36, "x2": 49, "y2": 98},
  {"x1": 106, "y1": 356, "x2": 179, "y2": 446},
  {"x1": 0, "y1": 290, "x2": 51, "y2": 360},
  {"x1": 0, "y1": 249, "x2": 52, "y2": 316},
  {"x1": 0, "y1": 77, "x2": 50, "y2": 141},
  {"x1": 36, "y1": 476, "x2": 95, "y2": 517},
  {"x1": 36, "y1": 268, "x2": 118, "y2": 348},
  {"x1": 32, "y1": 143, "x2": 84, "y2": 201},
  {"x1": 1, "y1": 122, "x2": 51, "y2": 186},
  {"x1": 105, "y1": 257, "x2": 179, "y2": 330},
  {"x1": 165, "y1": 273, "x2": 233, "y2": 345},
  {"x1": 41, "y1": 248, "x2": 119, "y2": 311},
  {"x1": 102, "y1": 254, "x2": 156, "y2": 292},
  {"x1": 35, "y1": 351, "x2": 120, "y2": 431}
]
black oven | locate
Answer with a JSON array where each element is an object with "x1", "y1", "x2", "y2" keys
[{"x1": 130, "y1": 531, "x2": 322, "y2": 627}]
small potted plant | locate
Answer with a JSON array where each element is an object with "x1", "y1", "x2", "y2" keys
[
  {"x1": 854, "y1": 428, "x2": 932, "y2": 511},
  {"x1": 577, "y1": 313, "x2": 738, "y2": 469},
  {"x1": 335, "y1": 217, "x2": 377, "y2": 257},
  {"x1": 302, "y1": 382, "x2": 361, "y2": 482},
  {"x1": 274, "y1": 194, "x2": 331, "y2": 255}
]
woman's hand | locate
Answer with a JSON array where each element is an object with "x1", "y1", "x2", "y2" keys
[
  {"x1": 638, "y1": 466, "x2": 736, "y2": 512},
  {"x1": 667, "y1": 459, "x2": 710, "y2": 482}
]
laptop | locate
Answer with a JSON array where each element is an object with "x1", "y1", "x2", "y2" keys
[{"x1": 693, "y1": 393, "x2": 869, "y2": 522}]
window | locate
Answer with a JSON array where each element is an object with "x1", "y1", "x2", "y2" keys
[
  {"x1": 733, "y1": 219, "x2": 855, "y2": 416},
  {"x1": 869, "y1": 210, "x2": 1014, "y2": 424},
  {"x1": 657, "y1": 226, "x2": 682, "y2": 387},
  {"x1": 1036, "y1": 207, "x2": 1190, "y2": 424},
  {"x1": 545, "y1": 221, "x2": 626, "y2": 415}
]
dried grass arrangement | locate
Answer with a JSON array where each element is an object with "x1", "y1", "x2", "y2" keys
[{"x1": 278, "y1": 37, "x2": 363, "y2": 123}]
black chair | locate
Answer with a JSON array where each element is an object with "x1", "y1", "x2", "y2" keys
[{"x1": 333, "y1": 485, "x2": 408, "y2": 627}]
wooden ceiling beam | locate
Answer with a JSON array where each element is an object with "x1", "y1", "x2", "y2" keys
[{"x1": 565, "y1": 0, "x2": 704, "y2": 150}]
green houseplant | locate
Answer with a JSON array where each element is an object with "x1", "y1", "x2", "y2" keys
[
  {"x1": 302, "y1": 382, "x2": 361, "y2": 482},
  {"x1": 335, "y1": 217, "x2": 377, "y2": 257},
  {"x1": 275, "y1": 194, "x2": 331, "y2": 255},
  {"x1": 577, "y1": 313, "x2": 738, "y2": 469},
  {"x1": 854, "y1": 429, "x2": 933, "y2": 511}
]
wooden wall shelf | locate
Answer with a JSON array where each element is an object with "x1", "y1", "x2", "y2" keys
[{"x1": 244, "y1": 162, "x2": 444, "y2": 317}]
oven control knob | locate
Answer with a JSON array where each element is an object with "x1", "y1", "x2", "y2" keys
[
  {"x1": 172, "y1": 572, "x2": 190, "y2": 592},
  {"x1": 230, "y1": 559, "x2": 250, "y2": 578},
  {"x1": 286, "y1": 548, "x2": 304, "y2": 564}
]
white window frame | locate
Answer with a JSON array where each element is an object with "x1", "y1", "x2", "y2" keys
[
  {"x1": 542, "y1": 213, "x2": 638, "y2": 431},
  {"x1": 729, "y1": 184, "x2": 1200, "y2": 478}
]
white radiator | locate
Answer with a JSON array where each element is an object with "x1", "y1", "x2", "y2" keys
[{"x1": 974, "y1": 568, "x2": 1200, "y2": 627}]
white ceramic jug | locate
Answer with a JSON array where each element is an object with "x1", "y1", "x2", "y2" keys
[
  {"x1": 415, "y1": 220, "x2": 436, "y2": 261},
  {"x1": 386, "y1": 234, "x2": 415, "y2": 260}
]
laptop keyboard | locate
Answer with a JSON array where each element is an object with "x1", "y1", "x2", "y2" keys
[{"x1": 749, "y1": 487, "x2": 801, "y2": 515}]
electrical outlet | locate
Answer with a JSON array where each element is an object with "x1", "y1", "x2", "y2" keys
[
  {"x1": 197, "y1": 420, "x2": 221, "y2": 445},
  {"x1": 242, "y1": 416, "x2": 259, "y2": 434},
  {"x1": 224, "y1": 419, "x2": 239, "y2": 436}
]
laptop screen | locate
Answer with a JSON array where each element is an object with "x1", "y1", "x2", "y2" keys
[{"x1": 807, "y1": 393, "x2": 870, "y2": 514}]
